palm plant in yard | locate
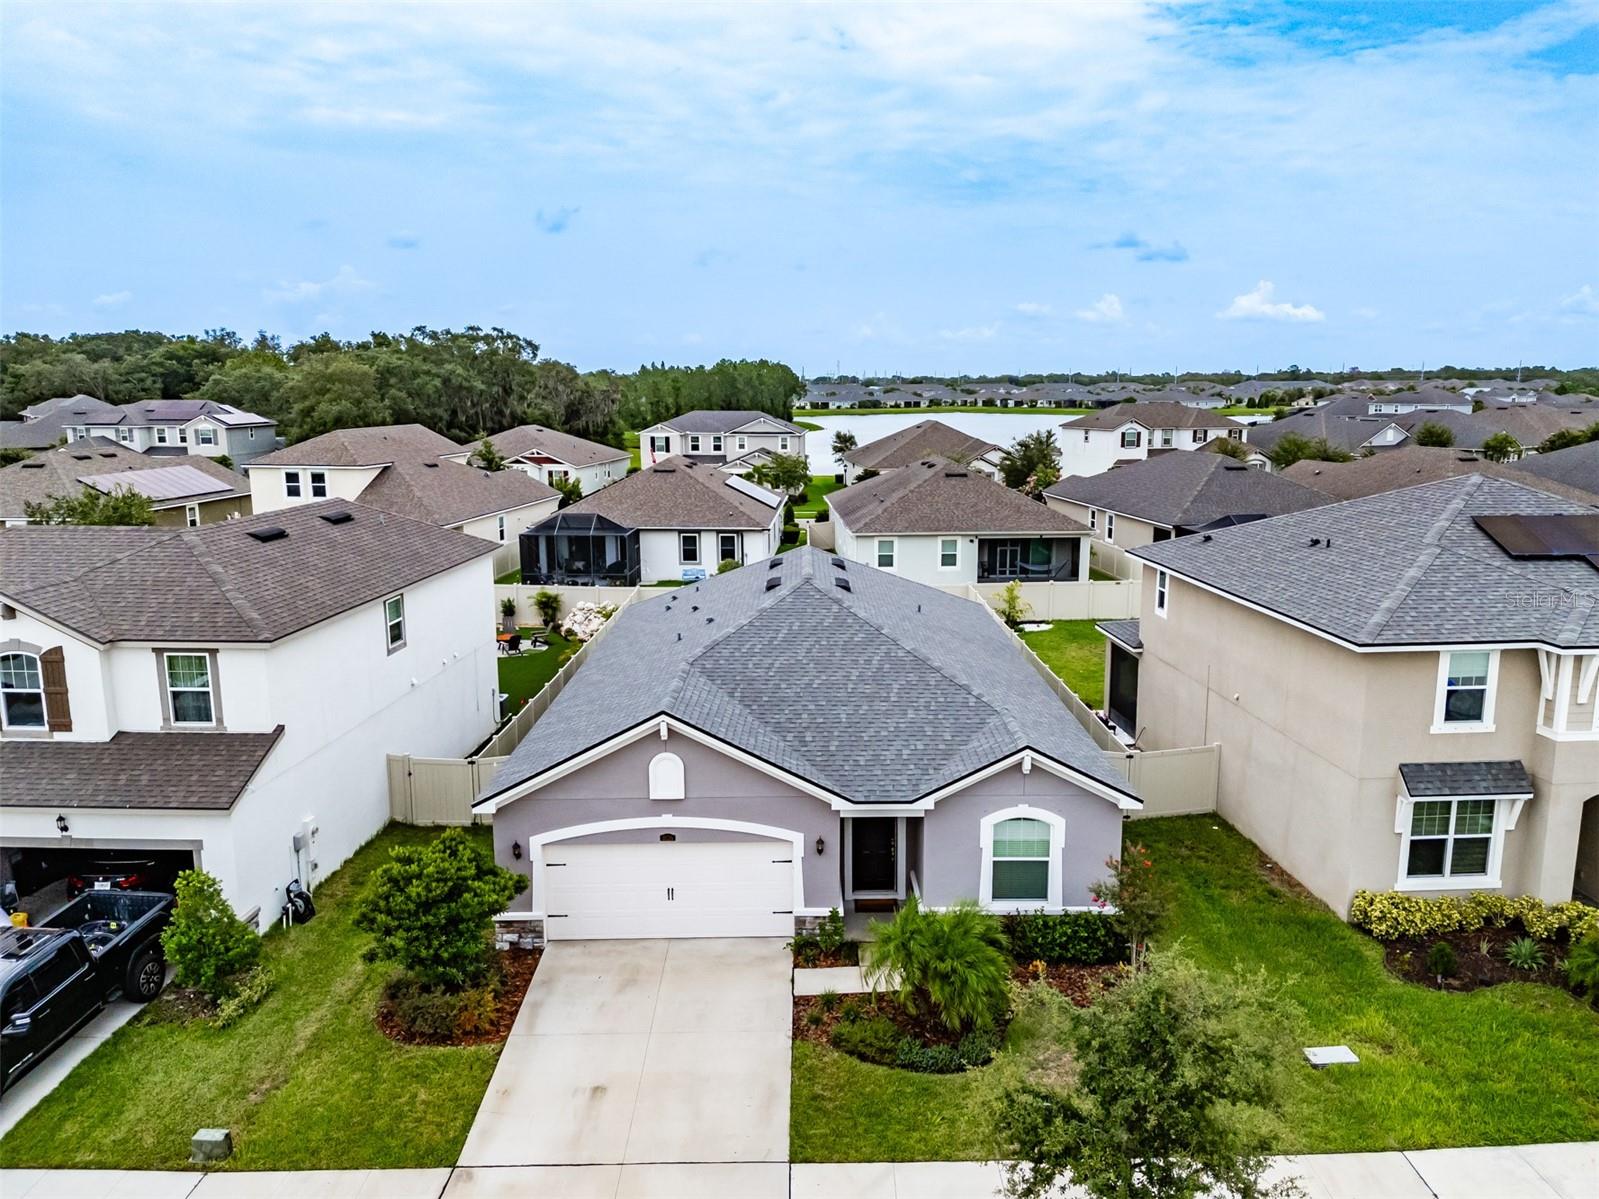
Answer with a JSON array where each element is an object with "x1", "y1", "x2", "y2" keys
[{"x1": 864, "y1": 896, "x2": 1010, "y2": 1032}]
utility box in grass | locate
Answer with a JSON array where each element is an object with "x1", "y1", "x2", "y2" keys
[{"x1": 191, "y1": 1128, "x2": 233, "y2": 1162}]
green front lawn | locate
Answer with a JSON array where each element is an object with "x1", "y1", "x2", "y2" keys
[
  {"x1": 0, "y1": 826, "x2": 503, "y2": 1171},
  {"x1": 794, "y1": 475, "x2": 843, "y2": 518},
  {"x1": 498, "y1": 629, "x2": 577, "y2": 709},
  {"x1": 791, "y1": 818, "x2": 1599, "y2": 1162},
  {"x1": 1017, "y1": 619, "x2": 1105, "y2": 707}
]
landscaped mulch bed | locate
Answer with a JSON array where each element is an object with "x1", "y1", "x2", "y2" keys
[
  {"x1": 1010, "y1": 961, "x2": 1126, "y2": 1007},
  {"x1": 790, "y1": 942, "x2": 860, "y2": 968},
  {"x1": 376, "y1": 948, "x2": 540, "y2": 1046},
  {"x1": 1383, "y1": 926, "x2": 1568, "y2": 993},
  {"x1": 792, "y1": 991, "x2": 980, "y2": 1049}
]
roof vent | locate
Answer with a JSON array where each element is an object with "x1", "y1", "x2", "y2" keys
[
  {"x1": 248, "y1": 527, "x2": 288, "y2": 543},
  {"x1": 1223, "y1": 463, "x2": 1246, "y2": 471},
  {"x1": 834, "y1": 577, "x2": 852, "y2": 592},
  {"x1": 71, "y1": 453, "x2": 91, "y2": 460},
  {"x1": 1309, "y1": 537, "x2": 1322, "y2": 547},
  {"x1": 424, "y1": 461, "x2": 439, "y2": 468},
  {"x1": 943, "y1": 469, "x2": 968, "y2": 478},
  {"x1": 705, "y1": 616, "x2": 714, "y2": 624},
  {"x1": 19, "y1": 461, "x2": 44, "y2": 469},
  {"x1": 768, "y1": 558, "x2": 782, "y2": 570},
  {"x1": 99, "y1": 452, "x2": 116, "y2": 457},
  {"x1": 1201, "y1": 534, "x2": 1213, "y2": 542},
  {"x1": 319, "y1": 511, "x2": 354, "y2": 525},
  {"x1": 831, "y1": 557, "x2": 846, "y2": 570},
  {"x1": 765, "y1": 577, "x2": 782, "y2": 592},
  {"x1": 652, "y1": 465, "x2": 675, "y2": 473}
]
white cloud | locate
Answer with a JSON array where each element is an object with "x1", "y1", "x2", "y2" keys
[
  {"x1": 1559, "y1": 284, "x2": 1598, "y2": 316},
  {"x1": 264, "y1": 265, "x2": 375, "y2": 304},
  {"x1": 1074, "y1": 294, "x2": 1125, "y2": 323},
  {"x1": 92, "y1": 290, "x2": 131, "y2": 307},
  {"x1": 1013, "y1": 301, "x2": 1052, "y2": 316},
  {"x1": 1217, "y1": 281, "x2": 1324, "y2": 323}
]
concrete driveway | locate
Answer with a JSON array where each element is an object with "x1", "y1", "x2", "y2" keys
[{"x1": 457, "y1": 938, "x2": 791, "y2": 1171}]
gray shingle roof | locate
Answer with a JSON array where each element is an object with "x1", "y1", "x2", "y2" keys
[
  {"x1": 1044, "y1": 452, "x2": 1331, "y2": 529},
  {"x1": 1132, "y1": 475, "x2": 1599, "y2": 648},
  {"x1": 1512, "y1": 441, "x2": 1599, "y2": 492},
  {"x1": 544, "y1": 455, "x2": 779, "y2": 531},
  {"x1": 1096, "y1": 619, "x2": 1142, "y2": 651},
  {"x1": 468, "y1": 424, "x2": 629, "y2": 468},
  {"x1": 844, "y1": 420, "x2": 1000, "y2": 472},
  {"x1": 0, "y1": 397, "x2": 117, "y2": 449},
  {"x1": 1245, "y1": 409, "x2": 1403, "y2": 454},
  {"x1": 1061, "y1": 403, "x2": 1244, "y2": 432},
  {"x1": 831, "y1": 460, "x2": 1090, "y2": 535},
  {"x1": 482, "y1": 547, "x2": 1135, "y2": 807},
  {"x1": 657, "y1": 410, "x2": 805, "y2": 435},
  {"x1": 1282, "y1": 446, "x2": 1599, "y2": 505},
  {"x1": 1, "y1": 728, "x2": 284, "y2": 810},
  {"x1": 0, "y1": 440, "x2": 250, "y2": 519},
  {"x1": 80, "y1": 400, "x2": 273, "y2": 428},
  {"x1": 355, "y1": 459, "x2": 558, "y2": 527},
  {"x1": 250, "y1": 423, "x2": 459, "y2": 467},
  {"x1": 1399, "y1": 760, "x2": 1533, "y2": 798},
  {"x1": 0, "y1": 499, "x2": 493, "y2": 644}
]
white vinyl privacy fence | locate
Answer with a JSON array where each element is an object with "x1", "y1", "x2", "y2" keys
[{"x1": 941, "y1": 578, "x2": 1140, "y2": 621}]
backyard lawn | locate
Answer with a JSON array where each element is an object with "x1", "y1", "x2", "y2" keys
[
  {"x1": 497, "y1": 629, "x2": 577, "y2": 709},
  {"x1": 624, "y1": 429, "x2": 641, "y2": 470},
  {"x1": 794, "y1": 475, "x2": 843, "y2": 518},
  {"x1": 1017, "y1": 619, "x2": 1105, "y2": 707},
  {"x1": 0, "y1": 826, "x2": 503, "y2": 1171},
  {"x1": 791, "y1": 817, "x2": 1599, "y2": 1162}
]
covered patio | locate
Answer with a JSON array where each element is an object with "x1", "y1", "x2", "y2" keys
[{"x1": 519, "y1": 511, "x2": 641, "y2": 586}]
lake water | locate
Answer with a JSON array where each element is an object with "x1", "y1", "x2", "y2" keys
[{"x1": 799, "y1": 409, "x2": 1272, "y2": 475}]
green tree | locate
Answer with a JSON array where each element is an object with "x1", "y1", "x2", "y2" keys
[
  {"x1": 1000, "y1": 430, "x2": 1061, "y2": 491},
  {"x1": 469, "y1": 436, "x2": 509, "y2": 471},
  {"x1": 551, "y1": 475, "x2": 584, "y2": 507},
  {"x1": 993, "y1": 579, "x2": 1032, "y2": 628},
  {"x1": 1536, "y1": 423, "x2": 1599, "y2": 454},
  {"x1": 748, "y1": 451, "x2": 812, "y2": 496},
  {"x1": 1480, "y1": 431, "x2": 1523, "y2": 462},
  {"x1": 1089, "y1": 845, "x2": 1169, "y2": 972},
  {"x1": 355, "y1": 828, "x2": 527, "y2": 991},
  {"x1": 864, "y1": 896, "x2": 1010, "y2": 1032},
  {"x1": 282, "y1": 356, "x2": 390, "y2": 441},
  {"x1": 1413, "y1": 421, "x2": 1455, "y2": 447},
  {"x1": 193, "y1": 356, "x2": 290, "y2": 421},
  {"x1": 1207, "y1": 438, "x2": 1251, "y2": 461},
  {"x1": 24, "y1": 485, "x2": 156, "y2": 526},
  {"x1": 160, "y1": 869, "x2": 261, "y2": 1001},
  {"x1": 831, "y1": 430, "x2": 858, "y2": 468},
  {"x1": 993, "y1": 953, "x2": 1295, "y2": 1199},
  {"x1": 1267, "y1": 434, "x2": 1353, "y2": 471}
]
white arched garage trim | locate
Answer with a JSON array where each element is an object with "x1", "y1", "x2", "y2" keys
[{"x1": 524, "y1": 814, "x2": 811, "y2": 924}]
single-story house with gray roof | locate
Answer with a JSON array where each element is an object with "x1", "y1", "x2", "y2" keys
[{"x1": 475, "y1": 547, "x2": 1139, "y2": 941}]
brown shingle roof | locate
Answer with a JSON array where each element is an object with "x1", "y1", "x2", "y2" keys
[
  {"x1": 356, "y1": 459, "x2": 559, "y2": 527},
  {"x1": 1045, "y1": 451, "x2": 1331, "y2": 529},
  {"x1": 1282, "y1": 446, "x2": 1599, "y2": 505},
  {"x1": 844, "y1": 420, "x2": 1000, "y2": 472},
  {"x1": 467, "y1": 424, "x2": 628, "y2": 468},
  {"x1": 831, "y1": 460, "x2": 1090, "y2": 535},
  {"x1": 0, "y1": 439, "x2": 250, "y2": 519},
  {"x1": 0, "y1": 499, "x2": 494, "y2": 644},
  {"x1": 1061, "y1": 403, "x2": 1244, "y2": 432},
  {"x1": 1, "y1": 728, "x2": 285, "y2": 811},
  {"x1": 250, "y1": 423, "x2": 459, "y2": 467},
  {"x1": 542, "y1": 455, "x2": 779, "y2": 531}
]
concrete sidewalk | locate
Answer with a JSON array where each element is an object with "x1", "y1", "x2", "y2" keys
[{"x1": 3, "y1": 1144, "x2": 1594, "y2": 1199}]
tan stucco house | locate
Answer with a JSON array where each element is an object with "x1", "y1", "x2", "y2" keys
[{"x1": 1116, "y1": 474, "x2": 1599, "y2": 915}]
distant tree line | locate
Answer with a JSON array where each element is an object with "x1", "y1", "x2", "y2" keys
[
  {"x1": 811, "y1": 365, "x2": 1597, "y2": 389},
  {"x1": 1, "y1": 328, "x2": 803, "y2": 450}
]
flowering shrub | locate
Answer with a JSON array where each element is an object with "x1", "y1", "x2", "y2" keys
[
  {"x1": 560, "y1": 601, "x2": 618, "y2": 643},
  {"x1": 1349, "y1": 889, "x2": 1599, "y2": 943}
]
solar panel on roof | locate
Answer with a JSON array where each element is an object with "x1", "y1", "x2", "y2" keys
[
  {"x1": 1474, "y1": 514, "x2": 1599, "y2": 569},
  {"x1": 724, "y1": 473, "x2": 782, "y2": 507}
]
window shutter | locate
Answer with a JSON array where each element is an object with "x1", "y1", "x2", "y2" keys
[{"x1": 40, "y1": 646, "x2": 72, "y2": 732}]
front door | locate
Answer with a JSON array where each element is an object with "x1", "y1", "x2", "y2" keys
[{"x1": 850, "y1": 819, "x2": 897, "y2": 895}]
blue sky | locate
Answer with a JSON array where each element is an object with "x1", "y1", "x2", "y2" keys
[{"x1": 2, "y1": 1, "x2": 1596, "y2": 376}]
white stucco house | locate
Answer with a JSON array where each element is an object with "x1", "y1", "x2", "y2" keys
[
  {"x1": 65, "y1": 400, "x2": 278, "y2": 466},
  {"x1": 638, "y1": 410, "x2": 807, "y2": 474},
  {"x1": 442, "y1": 423, "x2": 629, "y2": 497},
  {"x1": 1058, "y1": 402, "x2": 1247, "y2": 478},
  {"x1": 0, "y1": 501, "x2": 500, "y2": 928}
]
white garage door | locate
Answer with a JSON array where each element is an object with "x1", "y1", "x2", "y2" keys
[{"x1": 543, "y1": 839, "x2": 795, "y2": 940}]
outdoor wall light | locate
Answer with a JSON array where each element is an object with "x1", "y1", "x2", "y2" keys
[
  {"x1": 511, "y1": 841, "x2": 522, "y2": 860},
  {"x1": 815, "y1": 836, "x2": 825, "y2": 856},
  {"x1": 55, "y1": 814, "x2": 70, "y2": 835}
]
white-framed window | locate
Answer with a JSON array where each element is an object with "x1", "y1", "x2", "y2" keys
[
  {"x1": 1432, "y1": 649, "x2": 1497, "y2": 732},
  {"x1": 1105, "y1": 513, "x2": 1116, "y2": 543},
  {"x1": 1082, "y1": 430, "x2": 1090, "y2": 443},
  {"x1": 155, "y1": 426, "x2": 169, "y2": 444},
  {"x1": 1155, "y1": 569, "x2": 1169, "y2": 616},
  {"x1": 939, "y1": 538, "x2": 959, "y2": 569},
  {"x1": 497, "y1": 514, "x2": 507, "y2": 543},
  {"x1": 164, "y1": 653, "x2": 215, "y2": 725},
  {"x1": 1228, "y1": 429, "x2": 1243, "y2": 440},
  {"x1": 1159, "y1": 428, "x2": 1173, "y2": 447},
  {"x1": 718, "y1": 532, "x2": 739, "y2": 563},
  {"x1": 979, "y1": 806, "x2": 1067, "y2": 910},
  {"x1": 384, "y1": 595, "x2": 406, "y2": 651},
  {"x1": 1400, "y1": 798, "x2": 1499, "y2": 886},
  {"x1": 118, "y1": 427, "x2": 133, "y2": 443},
  {"x1": 711, "y1": 435, "x2": 724, "y2": 453},
  {"x1": 178, "y1": 428, "x2": 188, "y2": 444},
  {"x1": 248, "y1": 427, "x2": 257, "y2": 440},
  {"x1": 735, "y1": 435, "x2": 747, "y2": 451},
  {"x1": 310, "y1": 471, "x2": 327, "y2": 498},
  {"x1": 648, "y1": 751, "x2": 685, "y2": 800},
  {"x1": 196, "y1": 426, "x2": 216, "y2": 446},
  {"x1": 687, "y1": 435, "x2": 702, "y2": 453},
  {"x1": 548, "y1": 468, "x2": 568, "y2": 482},
  {"x1": 779, "y1": 436, "x2": 791, "y2": 451},
  {"x1": 649, "y1": 435, "x2": 670, "y2": 455},
  {"x1": 0, "y1": 652, "x2": 46, "y2": 729},
  {"x1": 680, "y1": 532, "x2": 701, "y2": 564},
  {"x1": 1089, "y1": 509, "x2": 1096, "y2": 530},
  {"x1": 876, "y1": 538, "x2": 896, "y2": 569},
  {"x1": 1192, "y1": 429, "x2": 1207, "y2": 444},
  {"x1": 1120, "y1": 429, "x2": 1141, "y2": 449},
  {"x1": 185, "y1": 503, "x2": 200, "y2": 528},
  {"x1": 284, "y1": 470, "x2": 302, "y2": 498}
]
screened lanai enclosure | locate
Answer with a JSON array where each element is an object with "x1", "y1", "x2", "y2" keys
[{"x1": 519, "y1": 511, "x2": 641, "y2": 585}]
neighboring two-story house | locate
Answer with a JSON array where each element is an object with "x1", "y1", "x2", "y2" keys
[
  {"x1": 66, "y1": 400, "x2": 278, "y2": 465},
  {"x1": 1043, "y1": 451, "x2": 1331, "y2": 578},
  {"x1": 1114, "y1": 475, "x2": 1599, "y2": 915},
  {"x1": 247, "y1": 424, "x2": 559, "y2": 575},
  {"x1": 0, "y1": 501, "x2": 501, "y2": 926},
  {"x1": 830, "y1": 459, "x2": 1091, "y2": 587},
  {"x1": 442, "y1": 424, "x2": 629, "y2": 496},
  {"x1": 840, "y1": 419, "x2": 1002, "y2": 484},
  {"x1": 519, "y1": 455, "x2": 785, "y2": 585},
  {"x1": 0, "y1": 440, "x2": 252, "y2": 528},
  {"x1": 1058, "y1": 403, "x2": 1247, "y2": 478},
  {"x1": 0, "y1": 395, "x2": 117, "y2": 453},
  {"x1": 638, "y1": 411, "x2": 806, "y2": 474}
]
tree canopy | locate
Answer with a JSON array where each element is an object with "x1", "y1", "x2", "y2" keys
[
  {"x1": 1266, "y1": 433, "x2": 1354, "y2": 471},
  {"x1": 24, "y1": 485, "x2": 157, "y2": 526},
  {"x1": 999, "y1": 430, "x2": 1061, "y2": 494},
  {"x1": 1413, "y1": 421, "x2": 1455, "y2": 447}
]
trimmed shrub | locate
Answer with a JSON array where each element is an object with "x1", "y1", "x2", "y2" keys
[
  {"x1": 829, "y1": 1015, "x2": 901, "y2": 1065},
  {"x1": 382, "y1": 970, "x2": 501, "y2": 1041},
  {"x1": 895, "y1": 1039, "x2": 963, "y2": 1073},
  {"x1": 161, "y1": 869, "x2": 261, "y2": 1001},
  {"x1": 1349, "y1": 890, "x2": 1599, "y2": 943},
  {"x1": 864, "y1": 897, "x2": 1010, "y2": 1032},
  {"x1": 1425, "y1": 941, "x2": 1457, "y2": 979},
  {"x1": 212, "y1": 965, "x2": 274, "y2": 1029},
  {"x1": 1564, "y1": 933, "x2": 1599, "y2": 1003},
  {"x1": 816, "y1": 907, "x2": 848, "y2": 956},
  {"x1": 1003, "y1": 910, "x2": 1127, "y2": 966}
]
